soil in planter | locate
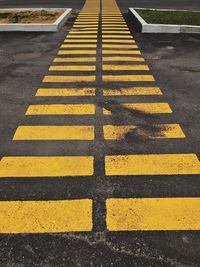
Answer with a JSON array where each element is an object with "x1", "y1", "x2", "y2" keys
[{"x1": 0, "y1": 10, "x2": 63, "y2": 24}]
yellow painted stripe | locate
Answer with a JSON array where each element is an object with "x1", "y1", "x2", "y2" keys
[
  {"x1": 103, "y1": 65, "x2": 149, "y2": 71},
  {"x1": 64, "y1": 39, "x2": 97, "y2": 43},
  {"x1": 103, "y1": 44, "x2": 138, "y2": 48},
  {"x1": 49, "y1": 65, "x2": 96, "y2": 71},
  {"x1": 103, "y1": 57, "x2": 144, "y2": 62},
  {"x1": 105, "y1": 153, "x2": 200, "y2": 175},
  {"x1": 67, "y1": 35, "x2": 97, "y2": 38},
  {"x1": 102, "y1": 35, "x2": 133, "y2": 38},
  {"x1": 0, "y1": 156, "x2": 94, "y2": 177},
  {"x1": 58, "y1": 50, "x2": 96, "y2": 55},
  {"x1": 103, "y1": 50, "x2": 141, "y2": 55},
  {"x1": 61, "y1": 44, "x2": 97, "y2": 48},
  {"x1": 36, "y1": 88, "x2": 96, "y2": 96},
  {"x1": 0, "y1": 199, "x2": 92, "y2": 233},
  {"x1": 54, "y1": 57, "x2": 96, "y2": 62},
  {"x1": 74, "y1": 22, "x2": 99, "y2": 25},
  {"x1": 103, "y1": 87, "x2": 162, "y2": 96},
  {"x1": 43, "y1": 76, "x2": 95, "y2": 83},
  {"x1": 102, "y1": 27, "x2": 129, "y2": 30},
  {"x1": 73, "y1": 24, "x2": 99, "y2": 27},
  {"x1": 102, "y1": 24, "x2": 127, "y2": 26},
  {"x1": 26, "y1": 104, "x2": 95, "y2": 115},
  {"x1": 103, "y1": 103, "x2": 172, "y2": 115},
  {"x1": 72, "y1": 27, "x2": 98, "y2": 30},
  {"x1": 106, "y1": 198, "x2": 200, "y2": 231},
  {"x1": 102, "y1": 31, "x2": 130, "y2": 34},
  {"x1": 103, "y1": 39, "x2": 135, "y2": 43},
  {"x1": 14, "y1": 126, "x2": 95, "y2": 140},
  {"x1": 103, "y1": 124, "x2": 185, "y2": 140},
  {"x1": 69, "y1": 31, "x2": 98, "y2": 34},
  {"x1": 103, "y1": 75, "x2": 154, "y2": 82}
]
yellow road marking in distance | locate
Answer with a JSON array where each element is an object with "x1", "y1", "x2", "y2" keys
[
  {"x1": 105, "y1": 153, "x2": 200, "y2": 175},
  {"x1": 67, "y1": 35, "x2": 97, "y2": 38},
  {"x1": 26, "y1": 104, "x2": 95, "y2": 115},
  {"x1": 103, "y1": 103, "x2": 172, "y2": 115},
  {"x1": 103, "y1": 57, "x2": 144, "y2": 62},
  {"x1": 49, "y1": 65, "x2": 96, "y2": 71},
  {"x1": 103, "y1": 65, "x2": 149, "y2": 71},
  {"x1": 103, "y1": 124, "x2": 185, "y2": 140},
  {"x1": 61, "y1": 44, "x2": 97, "y2": 48},
  {"x1": 102, "y1": 44, "x2": 138, "y2": 48},
  {"x1": 102, "y1": 35, "x2": 133, "y2": 38},
  {"x1": 58, "y1": 50, "x2": 96, "y2": 55},
  {"x1": 54, "y1": 57, "x2": 96, "y2": 62},
  {"x1": 43, "y1": 76, "x2": 96, "y2": 83},
  {"x1": 14, "y1": 126, "x2": 95, "y2": 140},
  {"x1": 103, "y1": 75, "x2": 154, "y2": 82},
  {"x1": 103, "y1": 87, "x2": 162, "y2": 96},
  {"x1": 102, "y1": 40, "x2": 135, "y2": 43},
  {"x1": 69, "y1": 31, "x2": 98, "y2": 34},
  {"x1": 0, "y1": 156, "x2": 94, "y2": 177},
  {"x1": 36, "y1": 87, "x2": 96, "y2": 96},
  {"x1": 0, "y1": 199, "x2": 92, "y2": 233},
  {"x1": 64, "y1": 39, "x2": 98, "y2": 43},
  {"x1": 106, "y1": 198, "x2": 200, "y2": 231},
  {"x1": 102, "y1": 50, "x2": 141, "y2": 55}
]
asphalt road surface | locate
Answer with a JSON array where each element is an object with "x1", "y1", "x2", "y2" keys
[{"x1": 0, "y1": 0, "x2": 200, "y2": 266}]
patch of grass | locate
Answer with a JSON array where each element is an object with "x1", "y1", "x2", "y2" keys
[{"x1": 136, "y1": 9, "x2": 200, "y2": 26}]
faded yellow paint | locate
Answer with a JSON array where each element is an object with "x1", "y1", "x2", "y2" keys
[
  {"x1": 103, "y1": 65, "x2": 149, "y2": 71},
  {"x1": 64, "y1": 39, "x2": 97, "y2": 43},
  {"x1": 103, "y1": 57, "x2": 144, "y2": 62},
  {"x1": 61, "y1": 44, "x2": 97, "y2": 48},
  {"x1": 106, "y1": 198, "x2": 200, "y2": 231},
  {"x1": 102, "y1": 31, "x2": 131, "y2": 34},
  {"x1": 103, "y1": 75, "x2": 154, "y2": 82},
  {"x1": 0, "y1": 156, "x2": 94, "y2": 177},
  {"x1": 103, "y1": 124, "x2": 185, "y2": 140},
  {"x1": 67, "y1": 35, "x2": 98, "y2": 38},
  {"x1": 36, "y1": 87, "x2": 95, "y2": 96},
  {"x1": 105, "y1": 153, "x2": 200, "y2": 175},
  {"x1": 69, "y1": 31, "x2": 98, "y2": 34},
  {"x1": 102, "y1": 44, "x2": 138, "y2": 48},
  {"x1": 103, "y1": 103, "x2": 172, "y2": 115},
  {"x1": 102, "y1": 35, "x2": 133, "y2": 38},
  {"x1": 102, "y1": 39, "x2": 135, "y2": 43},
  {"x1": 43, "y1": 76, "x2": 95, "y2": 82},
  {"x1": 14, "y1": 126, "x2": 95, "y2": 140},
  {"x1": 54, "y1": 57, "x2": 96, "y2": 62},
  {"x1": 103, "y1": 87, "x2": 162, "y2": 96},
  {"x1": 49, "y1": 65, "x2": 96, "y2": 71},
  {"x1": 26, "y1": 104, "x2": 95, "y2": 115},
  {"x1": 58, "y1": 50, "x2": 96, "y2": 55},
  {"x1": 103, "y1": 50, "x2": 141, "y2": 55},
  {"x1": 0, "y1": 199, "x2": 92, "y2": 233}
]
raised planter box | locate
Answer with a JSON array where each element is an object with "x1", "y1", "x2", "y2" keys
[
  {"x1": 0, "y1": 8, "x2": 72, "y2": 32},
  {"x1": 129, "y1": 8, "x2": 200, "y2": 34}
]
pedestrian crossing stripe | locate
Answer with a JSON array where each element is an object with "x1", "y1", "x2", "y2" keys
[
  {"x1": 58, "y1": 50, "x2": 96, "y2": 55},
  {"x1": 43, "y1": 75, "x2": 96, "y2": 83},
  {"x1": 103, "y1": 75, "x2": 154, "y2": 82},
  {"x1": 103, "y1": 87, "x2": 162, "y2": 96},
  {"x1": 49, "y1": 65, "x2": 96, "y2": 71},
  {"x1": 36, "y1": 87, "x2": 96, "y2": 96},
  {"x1": 102, "y1": 56, "x2": 144, "y2": 62},
  {"x1": 103, "y1": 65, "x2": 149, "y2": 71},
  {"x1": 54, "y1": 57, "x2": 96, "y2": 62}
]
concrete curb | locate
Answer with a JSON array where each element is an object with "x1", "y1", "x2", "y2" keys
[
  {"x1": 0, "y1": 8, "x2": 72, "y2": 32},
  {"x1": 129, "y1": 8, "x2": 200, "y2": 34}
]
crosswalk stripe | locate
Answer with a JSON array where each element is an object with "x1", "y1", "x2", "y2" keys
[
  {"x1": 102, "y1": 31, "x2": 131, "y2": 34},
  {"x1": 102, "y1": 39, "x2": 135, "y2": 43},
  {"x1": 105, "y1": 153, "x2": 200, "y2": 175},
  {"x1": 102, "y1": 27, "x2": 129, "y2": 30},
  {"x1": 69, "y1": 31, "x2": 98, "y2": 34},
  {"x1": 103, "y1": 75, "x2": 154, "y2": 82},
  {"x1": 61, "y1": 44, "x2": 97, "y2": 48},
  {"x1": 67, "y1": 35, "x2": 97, "y2": 38},
  {"x1": 0, "y1": 156, "x2": 94, "y2": 177},
  {"x1": 13, "y1": 126, "x2": 95, "y2": 140},
  {"x1": 74, "y1": 22, "x2": 99, "y2": 25},
  {"x1": 0, "y1": 199, "x2": 92, "y2": 233},
  {"x1": 103, "y1": 87, "x2": 162, "y2": 95},
  {"x1": 103, "y1": 65, "x2": 149, "y2": 71},
  {"x1": 54, "y1": 57, "x2": 96, "y2": 62},
  {"x1": 102, "y1": 35, "x2": 133, "y2": 38},
  {"x1": 26, "y1": 104, "x2": 95, "y2": 115},
  {"x1": 103, "y1": 103, "x2": 172, "y2": 114},
  {"x1": 106, "y1": 198, "x2": 200, "y2": 231},
  {"x1": 64, "y1": 39, "x2": 97, "y2": 43},
  {"x1": 36, "y1": 88, "x2": 96, "y2": 96},
  {"x1": 103, "y1": 124, "x2": 185, "y2": 140},
  {"x1": 103, "y1": 50, "x2": 141, "y2": 55},
  {"x1": 102, "y1": 44, "x2": 138, "y2": 48},
  {"x1": 102, "y1": 56, "x2": 144, "y2": 62},
  {"x1": 49, "y1": 65, "x2": 96, "y2": 71},
  {"x1": 43, "y1": 75, "x2": 96, "y2": 82},
  {"x1": 58, "y1": 50, "x2": 96, "y2": 55}
]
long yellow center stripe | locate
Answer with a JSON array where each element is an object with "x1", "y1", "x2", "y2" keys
[{"x1": 0, "y1": 199, "x2": 92, "y2": 233}]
